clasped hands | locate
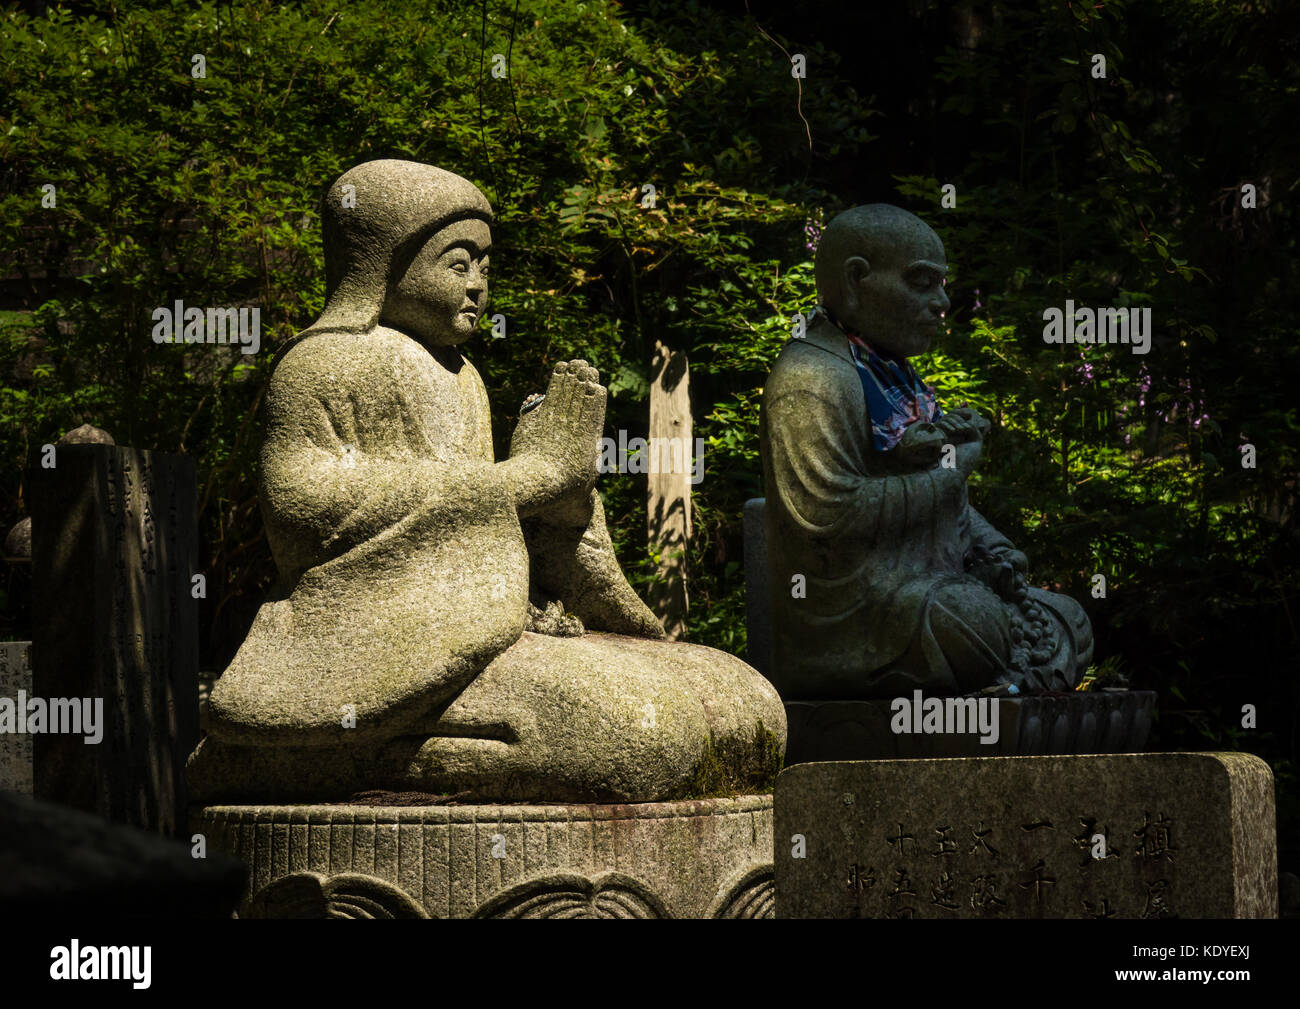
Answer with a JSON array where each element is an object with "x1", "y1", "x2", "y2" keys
[
  {"x1": 893, "y1": 405, "x2": 990, "y2": 475},
  {"x1": 508, "y1": 360, "x2": 606, "y2": 524},
  {"x1": 893, "y1": 406, "x2": 1027, "y2": 600}
]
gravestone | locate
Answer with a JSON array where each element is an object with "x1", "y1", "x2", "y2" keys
[
  {"x1": 0, "y1": 641, "x2": 33, "y2": 793},
  {"x1": 775, "y1": 753, "x2": 1276, "y2": 918},
  {"x1": 3, "y1": 516, "x2": 30, "y2": 560},
  {"x1": 743, "y1": 498, "x2": 772, "y2": 675},
  {"x1": 29, "y1": 443, "x2": 198, "y2": 835}
]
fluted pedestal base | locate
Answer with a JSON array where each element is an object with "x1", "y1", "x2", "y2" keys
[{"x1": 195, "y1": 795, "x2": 774, "y2": 918}]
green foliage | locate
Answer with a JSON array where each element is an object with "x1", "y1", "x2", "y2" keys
[
  {"x1": 890, "y1": 0, "x2": 1300, "y2": 860},
  {"x1": 0, "y1": 0, "x2": 870, "y2": 656},
  {"x1": 2, "y1": 0, "x2": 1297, "y2": 862}
]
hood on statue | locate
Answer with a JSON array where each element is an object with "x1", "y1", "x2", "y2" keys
[{"x1": 286, "y1": 160, "x2": 494, "y2": 354}]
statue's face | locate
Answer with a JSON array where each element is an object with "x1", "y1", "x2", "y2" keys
[
  {"x1": 380, "y1": 219, "x2": 491, "y2": 346},
  {"x1": 840, "y1": 226, "x2": 949, "y2": 359}
]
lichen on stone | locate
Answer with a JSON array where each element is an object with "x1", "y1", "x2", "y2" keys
[
  {"x1": 681, "y1": 721, "x2": 784, "y2": 799},
  {"x1": 524, "y1": 599, "x2": 584, "y2": 637}
]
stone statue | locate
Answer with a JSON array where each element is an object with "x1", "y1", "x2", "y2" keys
[
  {"x1": 760, "y1": 204, "x2": 1093, "y2": 700},
  {"x1": 189, "y1": 160, "x2": 783, "y2": 803}
]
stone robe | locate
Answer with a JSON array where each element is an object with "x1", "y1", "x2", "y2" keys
[
  {"x1": 196, "y1": 160, "x2": 785, "y2": 803},
  {"x1": 208, "y1": 328, "x2": 530, "y2": 746},
  {"x1": 760, "y1": 323, "x2": 1091, "y2": 698}
]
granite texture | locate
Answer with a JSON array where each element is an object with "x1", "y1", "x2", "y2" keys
[
  {"x1": 29, "y1": 444, "x2": 198, "y2": 833},
  {"x1": 3, "y1": 425, "x2": 113, "y2": 563},
  {"x1": 198, "y1": 159, "x2": 784, "y2": 802},
  {"x1": 195, "y1": 795, "x2": 775, "y2": 918},
  {"x1": 193, "y1": 631, "x2": 784, "y2": 803},
  {"x1": 0, "y1": 642, "x2": 33, "y2": 793},
  {"x1": 759, "y1": 206, "x2": 1092, "y2": 698},
  {"x1": 3, "y1": 517, "x2": 30, "y2": 561},
  {"x1": 783, "y1": 691, "x2": 1155, "y2": 763},
  {"x1": 774, "y1": 752, "x2": 1276, "y2": 918}
]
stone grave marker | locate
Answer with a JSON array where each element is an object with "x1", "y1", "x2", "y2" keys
[
  {"x1": 742, "y1": 497, "x2": 771, "y2": 676},
  {"x1": 774, "y1": 753, "x2": 1276, "y2": 918},
  {"x1": 0, "y1": 641, "x2": 33, "y2": 793},
  {"x1": 29, "y1": 443, "x2": 198, "y2": 834}
]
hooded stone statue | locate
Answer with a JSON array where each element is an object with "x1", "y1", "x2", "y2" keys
[
  {"x1": 209, "y1": 161, "x2": 528, "y2": 746},
  {"x1": 192, "y1": 160, "x2": 784, "y2": 803}
]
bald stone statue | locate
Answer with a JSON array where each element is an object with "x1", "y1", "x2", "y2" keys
[
  {"x1": 188, "y1": 160, "x2": 783, "y2": 803},
  {"x1": 760, "y1": 205, "x2": 1093, "y2": 700}
]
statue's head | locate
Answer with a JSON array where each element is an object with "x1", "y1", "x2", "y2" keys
[
  {"x1": 311, "y1": 160, "x2": 493, "y2": 346},
  {"x1": 814, "y1": 204, "x2": 949, "y2": 359}
]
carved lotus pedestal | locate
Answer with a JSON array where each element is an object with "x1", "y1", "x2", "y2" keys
[{"x1": 194, "y1": 796, "x2": 775, "y2": 919}]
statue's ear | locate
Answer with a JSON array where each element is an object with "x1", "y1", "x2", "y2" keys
[{"x1": 843, "y1": 255, "x2": 872, "y2": 308}]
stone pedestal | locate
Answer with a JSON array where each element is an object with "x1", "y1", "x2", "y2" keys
[
  {"x1": 29, "y1": 444, "x2": 198, "y2": 833},
  {"x1": 784, "y1": 690, "x2": 1155, "y2": 764},
  {"x1": 775, "y1": 753, "x2": 1277, "y2": 918},
  {"x1": 195, "y1": 796, "x2": 775, "y2": 918}
]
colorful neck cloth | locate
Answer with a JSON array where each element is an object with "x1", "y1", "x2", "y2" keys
[{"x1": 811, "y1": 304, "x2": 943, "y2": 452}]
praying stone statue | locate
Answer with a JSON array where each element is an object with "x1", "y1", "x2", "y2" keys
[
  {"x1": 189, "y1": 160, "x2": 783, "y2": 803},
  {"x1": 761, "y1": 205, "x2": 1093, "y2": 701}
]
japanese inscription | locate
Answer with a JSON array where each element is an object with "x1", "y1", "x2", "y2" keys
[{"x1": 774, "y1": 755, "x2": 1278, "y2": 919}]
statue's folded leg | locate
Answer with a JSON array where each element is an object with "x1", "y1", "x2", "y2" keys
[
  {"x1": 871, "y1": 578, "x2": 1013, "y2": 696},
  {"x1": 414, "y1": 631, "x2": 784, "y2": 801},
  {"x1": 190, "y1": 631, "x2": 786, "y2": 804},
  {"x1": 523, "y1": 491, "x2": 666, "y2": 639},
  {"x1": 873, "y1": 580, "x2": 1095, "y2": 696}
]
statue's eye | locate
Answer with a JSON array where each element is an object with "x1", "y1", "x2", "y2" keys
[{"x1": 450, "y1": 262, "x2": 468, "y2": 273}]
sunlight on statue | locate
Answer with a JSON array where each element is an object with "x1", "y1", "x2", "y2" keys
[{"x1": 190, "y1": 160, "x2": 783, "y2": 803}]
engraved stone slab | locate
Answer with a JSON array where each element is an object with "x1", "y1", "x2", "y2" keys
[
  {"x1": 0, "y1": 642, "x2": 33, "y2": 793},
  {"x1": 774, "y1": 753, "x2": 1276, "y2": 918},
  {"x1": 196, "y1": 795, "x2": 775, "y2": 918},
  {"x1": 28, "y1": 445, "x2": 198, "y2": 834}
]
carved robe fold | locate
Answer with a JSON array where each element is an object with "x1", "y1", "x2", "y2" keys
[{"x1": 761, "y1": 324, "x2": 1091, "y2": 698}]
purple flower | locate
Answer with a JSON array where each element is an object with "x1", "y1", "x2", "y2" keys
[{"x1": 804, "y1": 208, "x2": 825, "y2": 254}]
